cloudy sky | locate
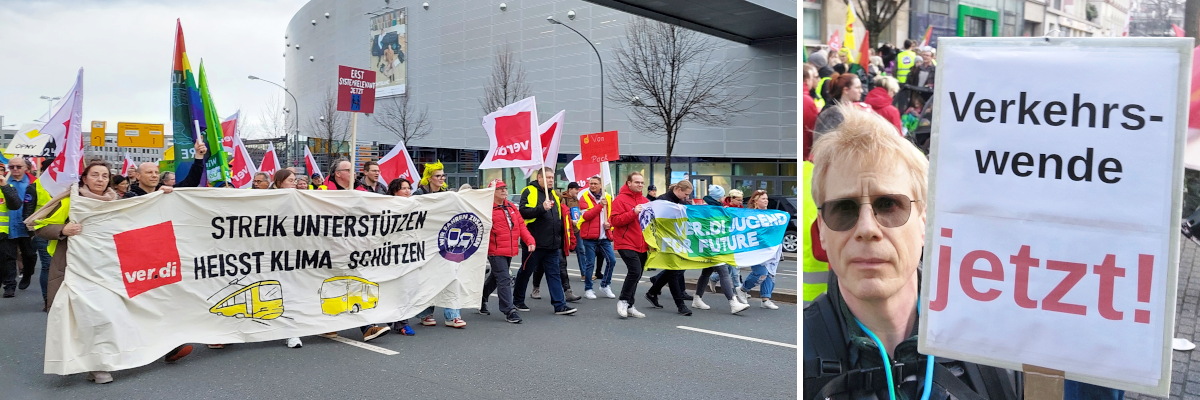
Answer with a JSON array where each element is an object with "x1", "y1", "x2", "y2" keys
[{"x1": 0, "y1": 0, "x2": 308, "y2": 138}]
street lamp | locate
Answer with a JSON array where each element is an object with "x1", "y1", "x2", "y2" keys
[
  {"x1": 38, "y1": 95, "x2": 60, "y2": 119},
  {"x1": 548, "y1": 16, "x2": 604, "y2": 133},
  {"x1": 248, "y1": 75, "x2": 300, "y2": 167}
]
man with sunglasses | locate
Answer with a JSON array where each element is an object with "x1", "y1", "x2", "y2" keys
[
  {"x1": 803, "y1": 104, "x2": 1017, "y2": 399},
  {"x1": 2, "y1": 158, "x2": 37, "y2": 297}
]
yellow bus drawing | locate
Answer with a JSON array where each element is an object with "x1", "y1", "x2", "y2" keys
[
  {"x1": 208, "y1": 280, "x2": 285, "y2": 320},
  {"x1": 320, "y1": 276, "x2": 380, "y2": 316}
]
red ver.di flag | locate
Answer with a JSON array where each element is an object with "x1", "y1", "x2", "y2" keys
[
  {"x1": 563, "y1": 155, "x2": 600, "y2": 188},
  {"x1": 39, "y1": 69, "x2": 85, "y2": 197},
  {"x1": 258, "y1": 144, "x2": 280, "y2": 176},
  {"x1": 478, "y1": 96, "x2": 542, "y2": 169},
  {"x1": 377, "y1": 139, "x2": 420, "y2": 183}
]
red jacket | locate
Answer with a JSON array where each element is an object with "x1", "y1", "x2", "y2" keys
[
  {"x1": 489, "y1": 200, "x2": 535, "y2": 257},
  {"x1": 610, "y1": 184, "x2": 649, "y2": 253},
  {"x1": 803, "y1": 84, "x2": 818, "y2": 161},
  {"x1": 577, "y1": 190, "x2": 613, "y2": 240},
  {"x1": 864, "y1": 87, "x2": 902, "y2": 135}
]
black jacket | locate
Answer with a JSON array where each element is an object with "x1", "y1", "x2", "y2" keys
[
  {"x1": 125, "y1": 157, "x2": 205, "y2": 198},
  {"x1": 519, "y1": 182, "x2": 563, "y2": 250}
]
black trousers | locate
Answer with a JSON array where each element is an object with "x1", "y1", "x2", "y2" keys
[
  {"x1": 648, "y1": 269, "x2": 686, "y2": 305},
  {"x1": 617, "y1": 249, "x2": 646, "y2": 305}
]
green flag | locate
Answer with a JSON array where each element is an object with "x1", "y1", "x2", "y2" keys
[{"x1": 197, "y1": 62, "x2": 232, "y2": 185}]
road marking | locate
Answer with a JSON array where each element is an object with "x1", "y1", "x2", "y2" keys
[
  {"x1": 676, "y1": 326, "x2": 798, "y2": 349},
  {"x1": 324, "y1": 335, "x2": 399, "y2": 355}
]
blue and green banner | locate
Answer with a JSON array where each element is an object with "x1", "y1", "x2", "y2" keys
[
  {"x1": 170, "y1": 20, "x2": 203, "y2": 177},
  {"x1": 640, "y1": 201, "x2": 790, "y2": 270},
  {"x1": 197, "y1": 62, "x2": 231, "y2": 185}
]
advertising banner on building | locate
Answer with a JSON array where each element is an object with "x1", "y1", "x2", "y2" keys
[
  {"x1": 369, "y1": 8, "x2": 407, "y2": 98},
  {"x1": 920, "y1": 37, "x2": 1191, "y2": 396},
  {"x1": 44, "y1": 187, "x2": 492, "y2": 375}
]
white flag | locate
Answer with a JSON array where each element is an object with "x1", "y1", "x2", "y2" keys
[
  {"x1": 478, "y1": 96, "x2": 543, "y2": 169},
  {"x1": 39, "y1": 69, "x2": 85, "y2": 197},
  {"x1": 521, "y1": 110, "x2": 566, "y2": 178}
]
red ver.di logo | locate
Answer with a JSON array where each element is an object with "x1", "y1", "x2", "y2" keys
[{"x1": 113, "y1": 221, "x2": 183, "y2": 298}]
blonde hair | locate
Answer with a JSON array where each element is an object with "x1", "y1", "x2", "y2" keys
[
  {"x1": 873, "y1": 75, "x2": 900, "y2": 96},
  {"x1": 726, "y1": 189, "x2": 744, "y2": 199},
  {"x1": 810, "y1": 103, "x2": 928, "y2": 208}
]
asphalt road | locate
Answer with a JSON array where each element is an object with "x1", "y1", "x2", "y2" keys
[{"x1": 0, "y1": 255, "x2": 798, "y2": 399}]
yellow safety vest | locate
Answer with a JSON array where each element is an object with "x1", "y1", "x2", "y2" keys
[
  {"x1": 576, "y1": 191, "x2": 613, "y2": 231},
  {"x1": 813, "y1": 77, "x2": 830, "y2": 109},
  {"x1": 896, "y1": 50, "x2": 917, "y2": 83},
  {"x1": 801, "y1": 161, "x2": 829, "y2": 303},
  {"x1": 35, "y1": 198, "x2": 67, "y2": 256},
  {"x1": 522, "y1": 185, "x2": 572, "y2": 247}
]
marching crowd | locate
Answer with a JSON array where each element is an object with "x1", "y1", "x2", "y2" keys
[{"x1": 3, "y1": 139, "x2": 784, "y2": 385}]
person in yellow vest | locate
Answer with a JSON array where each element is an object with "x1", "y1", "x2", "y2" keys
[
  {"x1": 27, "y1": 159, "x2": 54, "y2": 309},
  {"x1": 512, "y1": 166, "x2": 577, "y2": 315},
  {"x1": 0, "y1": 165, "x2": 21, "y2": 299},
  {"x1": 895, "y1": 39, "x2": 918, "y2": 84},
  {"x1": 577, "y1": 175, "x2": 618, "y2": 299}
]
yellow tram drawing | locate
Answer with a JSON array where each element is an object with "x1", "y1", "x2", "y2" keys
[
  {"x1": 319, "y1": 276, "x2": 380, "y2": 316},
  {"x1": 208, "y1": 280, "x2": 285, "y2": 320}
]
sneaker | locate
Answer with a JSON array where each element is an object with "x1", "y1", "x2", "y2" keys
[
  {"x1": 565, "y1": 290, "x2": 582, "y2": 302},
  {"x1": 164, "y1": 344, "x2": 193, "y2": 363},
  {"x1": 86, "y1": 371, "x2": 114, "y2": 384},
  {"x1": 644, "y1": 293, "x2": 664, "y2": 308},
  {"x1": 554, "y1": 307, "x2": 578, "y2": 315},
  {"x1": 584, "y1": 289, "x2": 597, "y2": 299},
  {"x1": 515, "y1": 303, "x2": 531, "y2": 312},
  {"x1": 206, "y1": 344, "x2": 225, "y2": 349},
  {"x1": 286, "y1": 337, "x2": 303, "y2": 348},
  {"x1": 421, "y1": 316, "x2": 437, "y2": 326},
  {"x1": 735, "y1": 287, "x2": 750, "y2": 304},
  {"x1": 505, "y1": 311, "x2": 523, "y2": 323},
  {"x1": 397, "y1": 324, "x2": 416, "y2": 336},
  {"x1": 363, "y1": 326, "x2": 390, "y2": 342},
  {"x1": 319, "y1": 332, "x2": 339, "y2": 338},
  {"x1": 446, "y1": 318, "x2": 467, "y2": 328},
  {"x1": 761, "y1": 299, "x2": 779, "y2": 310},
  {"x1": 18, "y1": 274, "x2": 31, "y2": 290},
  {"x1": 627, "y1": 306, "x2": 646, "y2": 318},
  {"x1": 479, "y1": 304, "x2": 491, "y2": 315},
  {"x1": 3, "y1": 288, "x2": 13, "y2": 298},
  {"x1": 601, "y1": 286, "x2": 616, "y2": 298},
  {"x1": 731, "y1": 299, "x2": 750, "y2": 314},
  {"x1": 531, "y1": 287, "x2": 542, "y2": 299},
  {"x1": 677, "y1": 304, "x2": 693, "y2": 316},
  {"x1": 617, "y1": 300, "x2": 630, "y2": 318},
  {"x1": 691, "y1": 296, "x2": 711, "y2": 310}
]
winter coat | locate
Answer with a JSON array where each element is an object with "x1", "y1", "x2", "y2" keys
[
  {"x1": 489, "y1": 200, "x2": 535, "y2": 257},
  {"x1": 518, "y1": 182, "x2": 574, "y2": 254},
  {"x1": 610, "y1": 184, "x2": 649, "y2": 253},
  {"x1": 864, "y1": 87, "x2": 903, "y2": 135},
  {"x1": 577, "y1": 190, "x2": 613, "y2": 240}
]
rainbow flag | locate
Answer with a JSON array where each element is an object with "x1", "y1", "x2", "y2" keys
[
  {"x1": 920, "y1": 25, "x2": 934, "y2": 48},
  {"x1": 197, "y1": 62, "x2": 232, "y2": 185},
  {"x1": 171, "y1": 20, "x2": 204, "y2": 178}
]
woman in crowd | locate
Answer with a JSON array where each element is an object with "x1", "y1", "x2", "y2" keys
[
  {"x1": 479, "y1": 179, "x2": 532, "y2": 324},
  {"x1": 33, "y1": 160, "x2": 146, "y2": 384},
  {"x1": 863, "y1": 75, "x2": 903, "y2": 134},
  {"x1": 272, "y1": 169, "x2": 307, "y2": 348},
  {"x1": 412, "y1": 162, "x2": 466, "y2": 328},
  {"x1": 735, "y1": 190, "x2": 780, "y2": 310},
  {"x1": 109, "y1": 175, "x2": 129, "y2": 198},
  {"x1": 161, "y1": 171, "x2": 176, "y2": 187},
  {"x1": 710, "y1": 189, "x2": 745, "y2": 291},
  {"x1": 813, "y1": 72, "x2": 871, "y2": 138}
]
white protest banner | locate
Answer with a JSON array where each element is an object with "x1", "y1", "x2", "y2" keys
[
  {"x1": 920, "y1": 37, "x2": 1190, "y2": 396},
  {"x1": 45, "y1": 188, "x2": 492, "y2": 374}
]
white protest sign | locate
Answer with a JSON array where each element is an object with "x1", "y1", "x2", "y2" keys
[
  {"x1": 45, "y1": 188, "x2": 492, "y2": 375},
  {"x1": 919, "y1": 37, "x2": 1190, "y2": 396},
  {"x1": 5, "y1": 124, "x2": 52, "y2": 156}
]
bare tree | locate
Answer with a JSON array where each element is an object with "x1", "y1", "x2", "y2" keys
[
  {"x1": 309, "y1": 90, "x2": 350, "y2": 163},
  {"x1": 252, "y1": 94, "x2": 289, "y2": 141},
  {"x1": 853, "y1": 0, "x2": 907, "y2": 47},
  {"x1": 479, "y1": 45, "x2": 531, "y2": 114},
  {"x1": 371, "y1": 93, "x2": 432, "y2": 145},
  {"x1": 609, "y1": 18, "x2": 751, "y2": 179}
]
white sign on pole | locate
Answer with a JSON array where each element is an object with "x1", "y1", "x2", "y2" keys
[
  {"x1": 5, "y1": 124, "x2": 51, "y2": 156},
  {"x1": 919, "y1": 37, "x2": 1191, "y2": 396}
]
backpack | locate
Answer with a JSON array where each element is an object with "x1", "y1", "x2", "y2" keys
[{"x1": 802, "y1": 292, "x2": 1020, "y2": 400}]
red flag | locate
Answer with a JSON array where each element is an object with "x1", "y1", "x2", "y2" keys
[
  {"x1": 479, "y1": 96, "x2": 542, "y2": 169},
  {"x1": 1174, "y1": 24, "x2": 1186, "y2": 37},
  {"x1": 220, "y1": 111, "x2": 238, "y2": 155},
  {"x1": 828, "y1": 30, "x2": 842, "y2": 52},
  {"x1": 521, "y1": 110, "x2": 566, "y2": 178},
  {"x1": 229, "y1": 130, "x2": 256, "y2": 188},
  {"x1": 258, "y1": 144, "x2": 280, "y2": 176},
  {"x1": 304, "y1": 146, "x2": 323, "y2": 181},
  {"x1": 121, "y1": 152, "x2": 135, "y2": 176},
  {"x1": 858, "y1": 31, "x2": 871, "y2": 70},
  {"x1": 377, "y1": 140, "x2": 421, "y2": 184},
  {"x1": 563, "y1": 154, "x2": 601, "y2": 188}
]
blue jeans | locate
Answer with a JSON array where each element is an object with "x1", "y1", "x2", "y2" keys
[
  {"x1": 579, "y1": 239, "x2": 615, "y2": 290},
  {"x1": 1063, "y1": 381, "x2": 1123, "y2": 400},
  {"x1": 32, "y1": 237, "x2": 50, "y2": 300},
  {"x1": 742, "y1": 264, "x2": 774, "y2": 299},
  {"x1": 417, "y1": 306, "x2": 461, "y2": 320},
  {"x1": 709, "y1": 264, "x2": 742, "y2": 288},
  {"x1": 513, "y1": 248, "x2": 567, "y2": 310}
]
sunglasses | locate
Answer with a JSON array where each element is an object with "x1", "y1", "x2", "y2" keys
[{"x1": 818, "y1": 194, "x2": 918, "y2": 232}]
